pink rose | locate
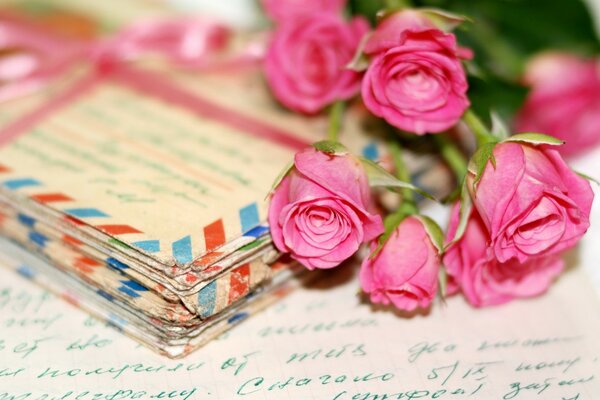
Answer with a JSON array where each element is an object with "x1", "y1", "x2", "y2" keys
[
  {"x1": 360, "y1": 217, "x2": 440, "y2": 311},
  {"x1": 362, "y1": 28, "x2": 470, "y2": 134},
  {"x1": 264, "y1": 14, "x2": 369, "y2": 114},
  {"x1": 516, "y1": 52, "x2": 600, "y2": 157},
  {"x1": 261, "y1": 0, "x2": 346, "y2": 22},
  {"x1": 468, "y1": 142, "x2": 593, "y2": 264},
  {"x1": 363, "y1": 10, "x2": 436, "y2": 55},
  {"x1": 444, "y1": 204, "x2": 564, "y2": 307},
  {"x1": 269, "y1": 148, "x2": 384, "y2": 270}
]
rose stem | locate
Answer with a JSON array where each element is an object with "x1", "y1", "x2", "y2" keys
[
  {"x1": 389, "y1": 141, "x2": 418, "y2": 216},
  {"x1": 432, "y1": 134, "x2": 467, "y2": 182},
  {"x1": 327, "y1": 100, "x2": 345, "y2": 142},
  {"x1": 462, "y1": 109, "x2": 496, "y2": 146}
]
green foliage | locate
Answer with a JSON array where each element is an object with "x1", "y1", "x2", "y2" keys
[
  {"x1": 421, "y1": 0, "x2": 599, "y2": 124},
  {"x1": 360, "y1": 157, "x2": 435, "y2": 200},
  {"x1": 423, "y1": 0, "x2": 600, "y2": 76},
  {"x1": 466, "y1": 74, "x2": 528, "y2": 128},
  {"x1": 348, "y1": 0, "x2": 386, "y2": 24}
]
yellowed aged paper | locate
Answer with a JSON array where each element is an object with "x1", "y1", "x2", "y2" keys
[{"x1": 0, "y1": 67, "x2": 378, "y2": 271}]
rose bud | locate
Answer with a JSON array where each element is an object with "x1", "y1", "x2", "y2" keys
[
  {"x1": 467, "y1": 142, "x2": 593, "y2": 264},
  {"x1": 264, "y1": 14, "x2": 369, "y2": 114},
  {"x1": 444, "y1": 203, "x2": 565, "y2": 307},
  {"x1": 516, "y1": 52, "x2": 600, "y2": 157},
  {"x1": 262, "y1": 0, "x2": 346, "y2": 22},
  {"x1": 360, "y1": 216, "x2": 440, "y2": 311},
  {"x1": 360, "y1": 9, "x2": 471, "y2": 135},
  {"x1": 268, "y1": 147, "x2": 384, "y2": 270}
]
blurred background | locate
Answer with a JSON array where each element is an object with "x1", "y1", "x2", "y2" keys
[{"x1": 171, "y1": 0, "x2": 600, "y2": 32}]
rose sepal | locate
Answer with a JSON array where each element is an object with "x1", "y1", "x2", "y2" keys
[
  {"x1": 503, "y1": 132, "x2": 564, "y2": 146},
  {"x1": 467, "y1": 142, "x2": 497, "y2": 190},
  {"x1": 415, "y1": 8, "x2": 470, "y2": 32},
  {"x1": 414, "y1": 215, "x2": 444, "y2": 253},
  {"x1": 346, "y1": 34, "x2": 370, "y2": 72},
  {"x1": 266, "y1": 160, "x2": 294, "y2": 199},
  {"x1": 369, "y1": 202, "x2": 415, "y2": 260},
  {"x1": 375, "y1": 8, "x2": 470, "y2": 32},
  {"x1": 360, "y1": 157, "x2": 435, "y2": 200},
  {"x1": 443, "y1": 179, "x2": 473, "y2": 251},
  {"x1": 312, "y1": 140, "x2": 349, "y2": 155},
  {"x1": 436, "y1": 266, "x2": 448, "y2": 302}
]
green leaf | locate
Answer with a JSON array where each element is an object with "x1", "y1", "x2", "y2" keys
[
  {"x1": 312, "y1": 140, "x2": 348, "y2": 155},
  {"x1": 415, "y1": 215, "x2": 445, "y2": 253},
  {"x1": 444, "y1": 179, "x2": 473, "y2": 250},
  {"x1": 576, "y1": 171, "x2": 599, "y2": 186},
  {"x1": 444, "y1": 0, "x2": 600, "y2": 81},
  {"x1": 420, "y1": 8, "x2": 470, "y2": 31},
  {"x1": 360, "y1": 157, "x2": 436, "y2": 200},
  {"x1": 266, "y1": 160, "x2": 294, "y2": 199},
  {"x1": 504, "y1": 133, "x2": 564, "y2": 146},
  {"x1": 420, "y1": 0, "x2": 600, "y2": 124},
  {"x1": 348, "y1": 0, "x2": 386, "y2": 24},
  {"x1": 467, "y1": 142, "x2": 496, "y2": 189}
]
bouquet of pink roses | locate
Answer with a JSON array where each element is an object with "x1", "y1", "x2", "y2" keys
[{"x1": 262, "y1": 0, "x2": 599, "y2": 311}]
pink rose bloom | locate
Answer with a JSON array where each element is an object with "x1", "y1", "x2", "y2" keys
[
  {"x1": 362, "y1": 27, "x2": 470, "y2": 134},
  {"x1": 262, "y1": 0, "x2": 346, "y2": 22},
  {"x1": 269, "y1": 148, "x2": 384, "y2": 270},
  {"x1": 516, "y1": 52, "x2": 600, "y2": 157},
  {"x1": 444, "y1": 204, "x2": 564, "y2": 307},
  {"x1": 363, "y1": 10, "x2": 436, "y2": 55},
  {"x1": 360, "y1": 216, "x2": 440, "y2": 311},
  {"x1": 468, "y1": 142, "x2": 593, "y2": 264},
  {"x1": 264, "y1": 14, "x2": 369, "y2": 114}
]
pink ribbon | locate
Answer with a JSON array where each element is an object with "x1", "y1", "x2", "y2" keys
[
  {"x1": 91, "y1": 18, "x2": 232, "y2": 69},
  {"x1": 0, "y1": 17, "x2": 307, "y2": 151},
  {"x1": 0, "y1": 17, "x2": 84, "y2": 102}
]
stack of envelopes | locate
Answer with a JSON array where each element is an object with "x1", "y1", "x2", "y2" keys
[
  {"x1": 0, "y1": 0, "x2": 452, "y2": 358},
  {"x1": 0, "y1": 49, "x2": 413, "y2": 356}
]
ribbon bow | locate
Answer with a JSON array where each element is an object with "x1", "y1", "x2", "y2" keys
[
  {"x1": 90, "y1": 18, "x2": 232, "y2": 69},
  {"x1": 0, "y1": 16, "x2": 264, "y2": 102},
  {"x1": 0, "y1": 16, "x2": 293, "y2": 150},
  {"x1": 0, "y1": 18, "x2": 83, "y2": 102}
]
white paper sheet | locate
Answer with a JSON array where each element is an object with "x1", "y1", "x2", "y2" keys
[
  {"x1": 0, "y1": 146, "x2": 599, "y2": 399},
  {"x1": 1, "y1": 146, "x2": 599, "y2": 399},
  {"x1": 0, "y1": 239, "x2": 599, "y2": 399}
]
